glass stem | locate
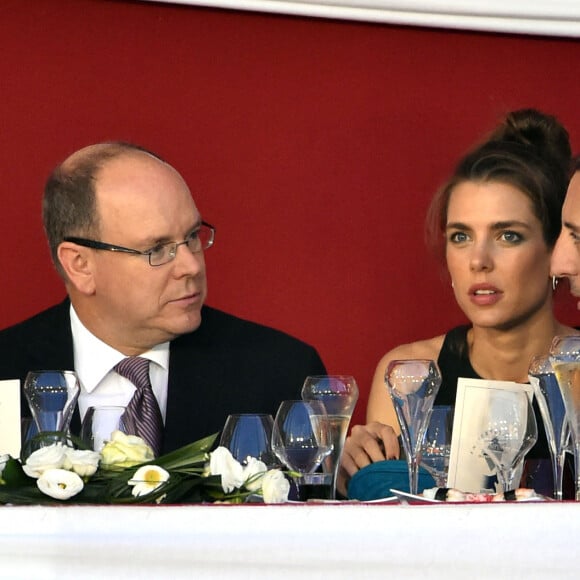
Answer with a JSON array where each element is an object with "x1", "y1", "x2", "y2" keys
[
  {"x1": 575, "y1": 444, "x2": 580, "y2": 502},
  {"x1": 408, "y1": 456, "x2": 419, "y2": 495},
  {"x1": 553, "y1": 451, "x2": 565, "y2": 501},
  {"x1": 498, "y1": 468, "x2": 513, "y2": 493}
]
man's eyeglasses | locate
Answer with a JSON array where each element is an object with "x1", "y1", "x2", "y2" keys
[{"x1": 64, "y1": 221, "x2": 215, "y2": 267}]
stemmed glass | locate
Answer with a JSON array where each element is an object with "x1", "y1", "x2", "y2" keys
[
  {"x1": 528, "y1": 353, "x2": 571, "y2": 500},
  {"x1": 219, "y1": 413, "x2": 278, "y2": 467},
  {"x1": 550, "y1": 335, "x2": 580, "y2": 500},
  {"x1": 420, "y1": 405, "x2": 453, "y2": 488},
  {"x1": 80, "y1": 406, "x2": 127, "y2": 451},
  {"x1": 301, "y1": 375, "x2": 358, "y2": 498},
  {"x1": 385, "y1": 359, "x2": 442, "y2": 495},
  {"x1": 271, "y1": 400, "x2": 333, "y2": 499},
  {"x1": 477, "y1": 389, "x2": 537, "y2": 493},
  {"x1": 23, "y1": 370, "x2": 80, "y2": 451}
]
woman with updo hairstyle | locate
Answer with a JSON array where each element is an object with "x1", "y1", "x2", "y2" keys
[{"x1": 339, "y1": 109, "x2": 576, "y2": 498}]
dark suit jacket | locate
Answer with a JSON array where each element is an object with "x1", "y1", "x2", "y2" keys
[{"x1": 0, "y1": 299, "x2": 326, "y2": 453}]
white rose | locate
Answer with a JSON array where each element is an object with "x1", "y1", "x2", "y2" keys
[
  {"x1": 100, "y1": 430, "x2": 155, "y2": 469},
  {"x1": 37, "y1": 468, "x2": 84, "y2": 500},
  {"x1": 242, "y1": 457, "x2": 267, "y2": 492},
  {"x1": 209, "y1": 447, "x2": 245, "y2": 493},
  {"x1": 261, "y1": 469, "x2": 290, "y2": 503},
  {"x1": 23, "y1": 443, "x2": 67, "y2": 478},
  {"x1": 128, "y1": 464, "x2": 170, "y2": 500},
  {"x1": 63, "y1": 448, "x2": 101, "y2": 477}
]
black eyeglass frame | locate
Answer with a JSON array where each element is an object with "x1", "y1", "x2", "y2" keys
[{"x1": 63, "y1": 221, "x2": 215, "y2": 267}]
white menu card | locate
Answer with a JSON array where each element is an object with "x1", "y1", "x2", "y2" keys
[
  {"x1": 0, "y1": 380, "x2": 22, "y2": 457},
  {"x1": 447, "y1": 378, "x2": 534, "y2": 493}
]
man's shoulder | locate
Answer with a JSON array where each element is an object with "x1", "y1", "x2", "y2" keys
[
  {"x1": 0, "y1": 300, "x2": 70, "y2": 342},
  {"x1": 198, "y1": 305, "x2": 315, "y2": 348}
]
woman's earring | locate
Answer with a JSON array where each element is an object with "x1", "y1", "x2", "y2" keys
[
  {"x1": 552, "y1": 276, "x2": 559, "y2": 291},
  {"x1": 451, "y1": 280, "x2": 455, "y2": 289}
]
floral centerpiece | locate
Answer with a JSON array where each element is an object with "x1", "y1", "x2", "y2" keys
[{"x1": 0, "y1": 431, "x2": 290, "y2": 505}]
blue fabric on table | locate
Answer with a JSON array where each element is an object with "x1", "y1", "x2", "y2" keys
[{"x1": 347, "y1": 460, "x2": 436, "y2": 501}]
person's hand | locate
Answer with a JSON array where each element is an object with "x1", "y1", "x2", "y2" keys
[{"x1": 336, "y1": 422, "x2": 399, "y2": 497}]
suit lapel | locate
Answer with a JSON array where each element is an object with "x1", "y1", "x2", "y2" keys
[{"x1": 163, "y1": 310, "x2": 227, "y2": 452}]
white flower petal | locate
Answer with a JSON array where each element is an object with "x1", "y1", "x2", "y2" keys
[
  {"x1": 261, "y1": 469, "x2": 290, "y2": 503},
  {"x1": 23, "y1": 444, "x2": 67, "y2": 478},
  {"x1": 64, "y1": 448, "x2": 101, "y2": 477},
  {"x1": 128, "y1": 465, "x2": 170, "y2": 497},
  {"x1": 243, "y1": 457, "x2": 267, "y2": 492},
  {"x1": 209, "y1": 447, "x2": 245, "y2": 493},
  {"x1": 37, "y1": 468, "x2": 84, "y2": 500}
]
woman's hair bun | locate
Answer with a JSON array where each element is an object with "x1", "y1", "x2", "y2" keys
[{"x1": 488, "y1": 108, "x2": 571, "y2": 177}]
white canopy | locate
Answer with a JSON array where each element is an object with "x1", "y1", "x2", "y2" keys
[{"x1": 142, "y1": 1, "x2": 580, "y2": 37}]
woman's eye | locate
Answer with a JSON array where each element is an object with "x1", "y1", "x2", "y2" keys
[
  {"x1": 449, "y1": 231, "x2": 468, "y2": 243},
  {"x1": 500, "y1": 231, "x2": 523, "y2": 243}
]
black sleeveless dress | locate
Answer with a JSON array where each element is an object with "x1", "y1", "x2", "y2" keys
[{"x1": 435, "y1": 324, "x2": 548, "y2": 459}]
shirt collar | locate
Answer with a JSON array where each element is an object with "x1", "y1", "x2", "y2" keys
[{"x1": 70, "y1": 305, "x2": 170, "y2": 393}]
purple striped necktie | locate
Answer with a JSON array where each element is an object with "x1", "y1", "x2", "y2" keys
[{"x1": 114, "y1": 356, "x2": 163, "y2": 456}]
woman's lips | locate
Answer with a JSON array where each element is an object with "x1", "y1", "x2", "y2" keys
[{"x1": 468, "y1": 285, "x2": 503, "y2": 306}]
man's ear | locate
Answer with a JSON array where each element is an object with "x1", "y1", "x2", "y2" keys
[{"x1": 57, "y1": 242, "x2": 96, "y2": 295}]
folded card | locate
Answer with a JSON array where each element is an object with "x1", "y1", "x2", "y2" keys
[
  {"x1": 0, "y1": 380, "x2": 21, "y2": 458},
  {"x1": 447, "y1": 378, "x2": 534, "y2": 493}
]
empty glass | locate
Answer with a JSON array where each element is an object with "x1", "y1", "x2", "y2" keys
[
  {"x1": 385, "y1": 359, "x2": 442, "y2": 494},
  {"x1": 477, "y1": 389, "x2": 537, "y2": 492},
  {"x1": 23, "y1": 370, "x2": 80, "y2": 448},
  {"x1": 80, "y1": 405, "x2": 127, "y2": 451},
  {"x1": 219, "y1": 413, "x2": 277, "y2": 467},
  {"x1": 420, "y1": 405, "x2": 453, "y2": 487},
  {"x1": 528, "y1": 353, "x2": 571, "y2": 500}
]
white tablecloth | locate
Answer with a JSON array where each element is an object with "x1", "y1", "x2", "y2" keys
[{"x1": 0, "y1": 501, "x2": 577, "y2": 579}]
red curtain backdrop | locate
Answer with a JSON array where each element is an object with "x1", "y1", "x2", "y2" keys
[{"x1": 1, "y1": 0, "x2": 579, "y2": 426}]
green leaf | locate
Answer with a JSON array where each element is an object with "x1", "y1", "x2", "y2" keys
[{"x1": 1, "y1": 457, "x2": 35, "y2": 488}]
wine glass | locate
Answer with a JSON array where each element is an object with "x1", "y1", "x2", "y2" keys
[
  {"x1": 528, "y1": 353, "x2": 571, "y2": 500},
  {"x1": 477, "y1": 389, "x2": 537, "y2": 493},
  {"x1": 23, "y1": 370, "x2": 80, "y2": 448},
  {"x1": 271, "y1": 400, "x2": 333, "y2": 500},
  {"x1": 301, "y1": 375, "x2": 358, "y2": 498},
  {"x1": 420, "y1": 405, "x2": 453, "y2": 488},
  {"x1": 219, "y1": 414, "x2": 277, "y2": 467},
  {"x1": 550, "y1": 334, "x2": 580, "y2": 500},
  {"x1": 385, "y1": 359, "x2": 442, "y2": 494},
  {"x1": 80, "y1": 406, "x2": 127, "y2": 451}
]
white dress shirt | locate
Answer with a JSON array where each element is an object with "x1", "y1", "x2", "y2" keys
[{"x1": 70, "y1": 306, "x2": 169, "y2": 424}]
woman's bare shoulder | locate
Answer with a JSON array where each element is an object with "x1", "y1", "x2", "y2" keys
[{"x1": 376, "y1": 334, "x2": 446, "y2": 370}]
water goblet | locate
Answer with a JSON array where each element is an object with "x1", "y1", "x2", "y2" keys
[
  {"x1": 420, "y1": 405, "x2": 453, "y2": 488},
  {"x1": 301, "y1": 375, "x2": 358, "y2": 498},
  {"x1": 550, "y1": 334, "x2": 580, "y2": 500},
  {"x1": 385, "y1": 359, "x2": 442, "y2": 495},
  {"x1": 271, "y1": 400, "x2": 333, "y2": 500},
  {"x1": 528, "y1": 353, "x2": 571, "y2": 500},
  {"x1": 80, "y1": 406, "x2": 127, "y2": 451},
  {"x1": 219, "y1": 413, "x2": 277, "y2": 467},
  {"x1": 477, "y1": 388, "x2": 537, "y2": 492},
  {"x1": 23, "y1": 370, "x2": 80, "y2": 448}
]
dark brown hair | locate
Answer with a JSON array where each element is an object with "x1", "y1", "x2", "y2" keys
[{"x1": 426, "y1": 109, "x2": 572, "y2": 258}]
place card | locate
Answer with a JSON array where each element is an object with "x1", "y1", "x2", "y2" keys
[
  {"x1": 447, "y1": 378, "x2": 534, "y2": 493},
  {"x1": 0, "y1": 380, "x2": 22, "y2": 457}
]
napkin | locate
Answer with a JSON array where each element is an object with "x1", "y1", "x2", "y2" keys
[{"x1": 347, "y1": 460, "x2": 436, "y2": 501}]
